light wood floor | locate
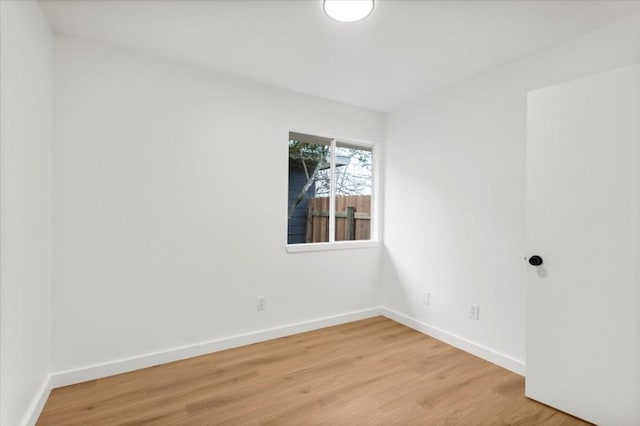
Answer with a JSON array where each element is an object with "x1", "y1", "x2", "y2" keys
[{"x1": 38, "y1": 317, "x2": 590, "y2": 425}]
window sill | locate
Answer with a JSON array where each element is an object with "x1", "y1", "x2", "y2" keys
[{"x1": 286, "y1": 240, "x2": 379, "y2": 253}]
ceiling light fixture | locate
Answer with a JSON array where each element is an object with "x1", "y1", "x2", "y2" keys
[{"x1": 323, "y1": 0, "x2": 374, "y2": 23}]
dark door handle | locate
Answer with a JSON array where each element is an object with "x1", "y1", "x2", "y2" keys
[{"x1": 528, "y1": 255, "x2": 543, "y2": 266}]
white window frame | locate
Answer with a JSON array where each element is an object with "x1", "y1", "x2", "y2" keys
[{"x1": 286, "y1": 131, "x2": 379, "y2": 253}]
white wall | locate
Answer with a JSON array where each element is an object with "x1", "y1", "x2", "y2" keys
[
  {"x1": 0, "y1": 1, "x2": 53, "y2": 425},
  {"x1": 382, "y1": 13, "x2": 640, "y2": 372},
  {"x1": 52, "y1": 36, "x2": 383, "y2": 376}
]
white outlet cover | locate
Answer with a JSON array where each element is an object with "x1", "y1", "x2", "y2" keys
[{"x1": 469, "y1": 304, "x2": 480, "y2": 320}]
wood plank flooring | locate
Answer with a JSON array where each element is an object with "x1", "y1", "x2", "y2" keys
[{"x1": 38, "y1": 317, "x2": 590, "y2": 425}]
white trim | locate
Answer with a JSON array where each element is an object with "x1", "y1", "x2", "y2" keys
[
  {"x1": 52, "y1": 308, "x2": 382, "y2": 388},
  {"x1": 50, "y1": 307, "x2": 525, "y2": 392},
  {"x1": 329, "y1": 138, "x2": 337, "y2": 241},
  {"x1": 22, "y1": 374, "x2": 52, "y2": 426},
  {"x1": 370, "y1": 143, "x2": 380, "y2": 242},
  {"x1": 286, "y1": 240, "x2": 379, "y2": 253},
  {"x1": 288, "y1": 128, "x2": 375, "y2": 149},
  {"x1": 380, "y1": 307, "x2": 526, "y2": 376}
]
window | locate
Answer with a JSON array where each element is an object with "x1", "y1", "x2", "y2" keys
[{"x1": 287, "y1": 132, "x2": 375, "y2": 248}]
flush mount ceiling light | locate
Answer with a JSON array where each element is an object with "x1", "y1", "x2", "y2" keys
[{"x1": 323, "y1": 0, "x2": 374, "y2": 23}]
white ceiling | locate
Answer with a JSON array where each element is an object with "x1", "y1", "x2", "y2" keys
[{"x1": 40, "y1": 0, "x2": 640, "y2": 112}]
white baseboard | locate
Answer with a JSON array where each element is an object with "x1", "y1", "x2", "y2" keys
[
  {"x1": 51, "y1": 306, "x2": 525, "y2": 391},
  {"x1": 380, "y1": 307, "x2": 526, "y2": 376},
  {"x1": 23, "y1": 374, "x2": 52, "y2": 426},
  {"x1": 52, "y1": 308, "x2": 382, "y2": 388}
]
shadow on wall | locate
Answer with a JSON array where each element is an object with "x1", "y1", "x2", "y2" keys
[{"x1": 380, "y1": 245, "x2": 415, "y2": 318}]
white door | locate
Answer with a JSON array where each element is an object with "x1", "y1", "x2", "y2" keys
[{"x1": 526, "y1": 64, "x2": 640, "y2": 426}]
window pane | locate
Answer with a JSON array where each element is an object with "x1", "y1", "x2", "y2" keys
[
  {"x1": 334, "y1": 143, "x2": 372, "y2": 241},
  {"x1": 287, "y1": 133, "x2": 331, "y2": 244}
]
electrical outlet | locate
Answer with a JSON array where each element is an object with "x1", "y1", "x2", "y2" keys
[
  {"x1": 256, "y1": 296, "x2": 266, "y2": 311},
  {"x1": 469, "y1": 304, "x2": 480, "y2": 320},
  {"x1": 422, "y1": 292, "x2": 430, "y2": 306}
]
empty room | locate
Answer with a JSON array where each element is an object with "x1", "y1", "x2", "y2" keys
[{"x1": 1, "y1": 0, "x2": 640, "y2": 425}]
